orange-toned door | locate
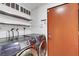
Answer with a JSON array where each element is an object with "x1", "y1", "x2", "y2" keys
[{"x1": 48, "y1": 4, "x2": 78, "y2": 56}]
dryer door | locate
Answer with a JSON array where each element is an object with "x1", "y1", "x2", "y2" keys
[
  {"x1": 39, "y1": 40, "x2": 46, "y2": 56},
  {"x1": 16, "y1": 48, "x2": 38, "y2": 56}
]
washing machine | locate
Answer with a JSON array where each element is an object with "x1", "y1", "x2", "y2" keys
[
  {"x1": 16, "y1": 34, "x2": 47, "y2": 56},
  {"x1": 16, "y1": 35, "x2": 38, "y2": 56},
  {"x1": 28, "y1": 34, "x2": 47, "y2": 56}
]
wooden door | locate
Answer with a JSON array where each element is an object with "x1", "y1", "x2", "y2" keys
[{"x1": 48, "y1": 4, "x2": 78, "y2": 56}]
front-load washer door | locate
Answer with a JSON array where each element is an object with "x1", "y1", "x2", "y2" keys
[
  {"x1": 16, "y1": 48, "x2": 38, "y2": 56},
  {"x1": 39, "y1": 40, "x2": 46, "y2": 56}
]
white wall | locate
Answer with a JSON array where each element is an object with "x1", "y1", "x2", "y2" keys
[{"x1": 31, "y1": 3, "x2": 64, "y2": 38}]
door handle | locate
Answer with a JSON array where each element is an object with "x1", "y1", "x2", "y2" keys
[{"x1": 48, "y1": 32, "x2": 52, "y2": 40}]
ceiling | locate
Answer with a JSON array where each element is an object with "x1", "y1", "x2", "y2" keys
[{"x1": 19, "y1": 3, "x2": 47, "y2": 10}]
